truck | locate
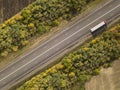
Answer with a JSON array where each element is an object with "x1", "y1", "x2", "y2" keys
[{"x1": 90, "y1": 21, "x2": 107, "y2": 35}]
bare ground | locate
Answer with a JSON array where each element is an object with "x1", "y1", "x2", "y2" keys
[{"x1": 85, "y1": 59, "x2": 120, "y2": 90}]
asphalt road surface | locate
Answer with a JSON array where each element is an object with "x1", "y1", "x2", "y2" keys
[{"x1": 0, "y1": 0, "x2": 120, "y2": 90}]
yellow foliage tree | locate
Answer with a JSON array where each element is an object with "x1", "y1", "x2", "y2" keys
[
  {"x1": 21, "y1": 40, "x2": 28, "y2": 46},
  {"x1": 1, "y1": 51, "x2": 8, "y2": 57},
  {"x1": 83, "y1": 47, "x2": 89, "y2": 51},
  {"x1": 56, "y1": 63, "x2": 64, "y2": 70},
  {"x1": 69, "y1": 72, "x2": 75, "y2": 77},
  {"x1": 28, "y1": 23, "x2": 35, "y2": 28},
  {"x1": 12, "y1": 46, "x2": 18, "y2": 52},
  {"x1": 61, "y1": 80, "x2": 66, "y2": 88},
  {"x1": 16, "y1": 14, "x2": 23, "y2": 20}
]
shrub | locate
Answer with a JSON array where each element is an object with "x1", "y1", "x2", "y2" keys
[
  {"x1": 52, "y1": 20, "x2": 59, "y2": 26},
  {"x1": 92, "y1": 69, "x2": 100, "y2": 75},
  {"x1": 1, "y1": 51, "x2": 8, "y2": 57}
]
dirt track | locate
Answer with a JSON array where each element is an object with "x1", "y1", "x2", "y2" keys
[{"x1": 85, "y1": 60, "x2": 120, "y2": 90}]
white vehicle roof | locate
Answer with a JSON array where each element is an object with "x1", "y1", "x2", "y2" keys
[{"x1": 90, "y1": 21, "x2": 106, "y2": 32}]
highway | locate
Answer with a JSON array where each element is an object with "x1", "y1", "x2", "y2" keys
[{"x1": 0, "y1": 0, "x2": 120, "y2": 90}]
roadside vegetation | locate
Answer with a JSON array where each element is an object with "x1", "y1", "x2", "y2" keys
[
  {"x1": 17, "y1": 22, "x2": 120, "y2": 90},
  {"x1": 0, "y1": 0, "x2": 94, "y2": 58}
]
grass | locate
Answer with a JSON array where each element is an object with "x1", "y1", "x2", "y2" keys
[{"x1": 0, "y1": 0, "x2": 108, "y2": 69}]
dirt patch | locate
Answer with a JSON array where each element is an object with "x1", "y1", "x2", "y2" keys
[{"x1": 85, "y1": 60, "x2": 120, "y2": 90}]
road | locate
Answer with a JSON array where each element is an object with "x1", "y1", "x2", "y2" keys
[{"x1": 0, "y1": 0, "x2": 120, "y2": 90}]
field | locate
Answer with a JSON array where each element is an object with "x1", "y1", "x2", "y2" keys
[{"x1": 85, "y1": 59, "x2": 120, "y2": 90}]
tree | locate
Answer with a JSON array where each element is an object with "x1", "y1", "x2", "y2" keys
[{"x1": 1, "y1": 51, "x2": 8, "y2": 57}]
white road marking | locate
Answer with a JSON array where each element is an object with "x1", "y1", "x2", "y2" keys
[
  {"x1": 0, "y1": 3, "x2": 119, "y2": 82},
  {"x1": 0, "y1": 0, "x2": 113, "y2": 73}
]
